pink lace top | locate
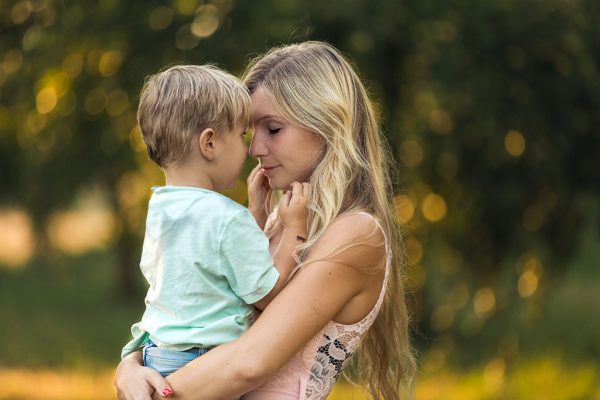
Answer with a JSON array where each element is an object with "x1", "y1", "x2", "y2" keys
[{"x1": 243, "y1": 213, "x2": 390, "y2": 400}]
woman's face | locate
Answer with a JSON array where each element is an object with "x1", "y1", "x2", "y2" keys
[{"x1": 249, "y1": 88, "x2": 324, "y2": 190}]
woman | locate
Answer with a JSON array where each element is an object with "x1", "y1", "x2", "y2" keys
[{"x1": 115, "y1": 41, "x2": 416, "y2": 400}]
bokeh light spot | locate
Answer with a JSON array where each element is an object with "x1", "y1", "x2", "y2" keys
[
  {"x1": 431, "y1": 305, "x2": 455, "y2": 331},
  {"x1": 129, "y1": 125, "x2": 146, "y2": 152},
  {"x1": 421, "y1": 193, "x2": 447, "y2": 222},
  {"x1": 99, "y1": 51, "x2": 123, "y2": 77},
  {"x1": 516, "y1": 253, "x2": 543, "y2": 298},
  {"x1": 25, "y1": 111, "x2": 47, "y2": 136},
  {"x1": 474, "y1": 287, "x2": 496, "y2": 317},
  {"x1": 63, "y1": 53, "x2": 84, "y2": 78},
  {"x1": 407, "y1": 264, "x2": 427, "y2": 291},
  {"x1": 518, "y1": 270, "x2": 538, "y2": 297},
  {"x1": 399, "y1": 139, "x2": 424, "y2": 167},
  {"x1": 148, "y1": 6, "x2": 174, "y2": 30},
  {"x1": 47, "y1": 210, "x2": 116, "y2": 255},
  {"x1": 429, "y1": 109, "x2": 453, "y2": 134},
  {"x1": 11, "y1": 1, "x2": 31, "y2": 24},
  {"x1": 405, "y1": 237, "x2": 423, "y2": 264},
  {"x1": 517, "y1": 253, "x2": 544, "y2": 276},
  {"x1": 191, "y1": 5, "x2": 221, "y2": 38},
  {"x1": 0, "y1": 209, "x2": 36, "y2": 268},
  {"x1": 3, "y1": 49, "x2": 24, "y2": 75},
  {"x1": 106, "y1": 90, "x2": 130, "y2": 117},
  {"x1": 175, "y1": 0, "x2": 198, "y2": 15},
  {"x1": 23, "y1": 25, "x2": 43, "y2": 51},
  {"x1": 85, "y1": 50, "x2": 104, "y2": 76},
  {"x1": 36, "y1": 87, "x2": 58, "y2": 114},
  {"x1": 175, "y1": 24, "x2": 200, "y2": 50},
  {"x1": 394, "y1": 195, "x2": 415, "y2": 224},
  {"x1": 421, "y1": 348, "x2": 446, "y2": 374},
  {"x1": 505, "y1": 129, "x2": 526, "y2": 157}
]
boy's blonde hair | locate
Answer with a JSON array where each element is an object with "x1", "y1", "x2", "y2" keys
[{"x1": 137, "y1": 64, "x2": 251, "y2": 167}]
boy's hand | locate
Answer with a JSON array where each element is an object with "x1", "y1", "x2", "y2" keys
[
  {"x1": 278, "y1": 182, "x2": 309, "y2": 232},
  {"x1": 247, "y1": 164, "x2": 270, "y2": 217}
]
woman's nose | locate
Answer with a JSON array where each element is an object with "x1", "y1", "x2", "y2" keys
[{"x1": 249, "y1": 132, "x2": 267, "y2": 157}]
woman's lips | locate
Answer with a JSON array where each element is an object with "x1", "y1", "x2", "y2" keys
[{"x1": 261, "y1": 165, "x2": 279, "y2": 177}]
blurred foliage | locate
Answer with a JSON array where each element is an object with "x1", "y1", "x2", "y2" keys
[{"x1": 1, "y1": 0, "x2": 599, "y2": 371}]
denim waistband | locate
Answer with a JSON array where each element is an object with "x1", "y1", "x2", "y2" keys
[
  {"x1": 181, "y1": 345, "x2": 213, "y2": 355},
  {"x1": 145, "y1": 339, "x2": 213, "y2": 354}
]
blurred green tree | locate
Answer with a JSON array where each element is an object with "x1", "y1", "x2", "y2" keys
[{"x1": 1, "y1": 0, "x2": 598, "y2": 361}]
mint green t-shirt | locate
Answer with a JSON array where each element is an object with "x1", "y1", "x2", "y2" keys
[{"x1": 121, "y1": 186, "x2": 279, "y2": 358}]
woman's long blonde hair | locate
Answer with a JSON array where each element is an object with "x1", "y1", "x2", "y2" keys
[{"x1": 243, "y1": 41, "x2": 416, "y2": 399}]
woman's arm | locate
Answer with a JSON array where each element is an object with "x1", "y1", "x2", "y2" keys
[{"x1": 160, "y1": 213, "x2": 386, "y2": 399}]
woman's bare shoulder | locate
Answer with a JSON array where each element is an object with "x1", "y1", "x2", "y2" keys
[{"x1": 308, "y1": 211, "x2": 386, "y2": 272}]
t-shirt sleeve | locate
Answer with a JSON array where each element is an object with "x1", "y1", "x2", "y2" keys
[{"x1": 219, "y1": 209, "x2": 279, "y2": 304}]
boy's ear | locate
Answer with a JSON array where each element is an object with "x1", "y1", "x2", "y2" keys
[{"x1": 197, "y1": 128, "x2": 216, "y2": 160}]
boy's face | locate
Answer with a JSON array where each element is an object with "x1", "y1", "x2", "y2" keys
[{"x1": 213, "y1": 121, "x2": 248, "y2": 190}]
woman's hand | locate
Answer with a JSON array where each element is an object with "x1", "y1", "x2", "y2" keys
[
  {"x1": 247, "y1": 164, "x2": 270, "y2": 229},
  {"x1": 278, "y1": 182, "x2": 309, "y2": 234},
  {"x1": 115, "y1": 352, "x2": 173, "y2": 400}
]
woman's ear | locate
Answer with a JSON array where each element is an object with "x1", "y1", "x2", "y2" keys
[{"x1": 197, "y1": 128, "x2": 216, "y2": 160}]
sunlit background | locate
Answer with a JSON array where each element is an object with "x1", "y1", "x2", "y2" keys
[{"x1": 1, "y1": 0, "x2": 599, "y2": 399}]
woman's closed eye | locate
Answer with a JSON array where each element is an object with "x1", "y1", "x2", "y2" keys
[{"x1": 268, "y1": 127, "x2": 281, "y2": 134}]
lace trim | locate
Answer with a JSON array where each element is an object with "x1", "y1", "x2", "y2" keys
[{"x1": 304, "y1": 264, "x2": 389, "y2": 399}]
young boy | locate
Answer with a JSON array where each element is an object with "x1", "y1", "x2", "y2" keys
[{"x1": 120, "y1": 65, "x2": 308, "y2": 378}]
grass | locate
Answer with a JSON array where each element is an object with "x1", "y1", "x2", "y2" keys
[
  {"x1": 1, "y1": 357, "x2": 598, "y2": 399},
  {"x1": 0, "y1": 251, "x2": 141, "y2": 369},
  {"x1": 1, "y1": 245, "x2": 599, "y2": 399}
]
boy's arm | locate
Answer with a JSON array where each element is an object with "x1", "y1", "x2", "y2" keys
[
  {"x1": 253, "y1": 182, "x2": 308, "y2": 310},
  {"x1": 247, "y1": 164, "x2": 269, "y2": 230}
]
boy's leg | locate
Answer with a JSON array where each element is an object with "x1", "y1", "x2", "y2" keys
[{"x1": 142, "y1": 341, "x2": 210, "y2": 377}]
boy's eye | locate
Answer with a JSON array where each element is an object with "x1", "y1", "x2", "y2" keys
[{"x1": 268, "y1": 128, "x2": 281, "y2": 134}]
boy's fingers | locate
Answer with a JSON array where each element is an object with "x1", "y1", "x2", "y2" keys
[
  {"x1": 279, "y1": 191, "x2": 291, "y2": 208},
  {"x1": 290, "y1": 182, "x2": 302, "y2": 203},
  {"x1": 248, "y1": 164, "x2": 262, "y2": 183},
  {"x1": 253, "y1": 168, "x2": 265, "y2": 183}
]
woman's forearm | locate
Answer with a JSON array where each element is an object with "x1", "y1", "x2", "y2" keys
[{"x1": 161, "y1": 340, "x2": 268, "y2": 400}]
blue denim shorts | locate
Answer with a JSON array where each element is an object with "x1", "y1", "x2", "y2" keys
[{"x1": 142, "y1": 341, "x2": 211, "y2": 377}]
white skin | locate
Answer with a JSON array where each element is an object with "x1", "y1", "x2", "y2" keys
[{"x1": 114, "y1": 88, "x2": 386, "y2": 400}]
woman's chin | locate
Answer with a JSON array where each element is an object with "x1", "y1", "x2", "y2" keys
[{"x1": 266, "y1": 176, "x2": 290, "y2": 191}]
